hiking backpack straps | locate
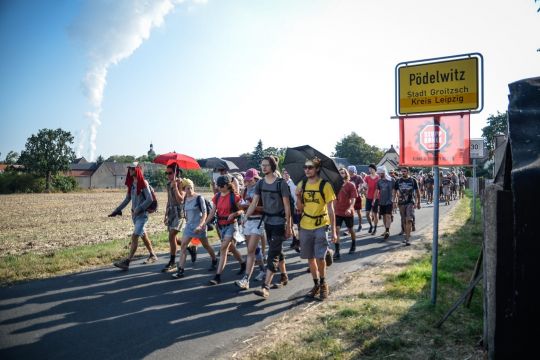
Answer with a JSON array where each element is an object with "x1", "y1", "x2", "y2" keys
[
  {"x1": 215, "y1": 192, "x2": 238, "y2": 223},
  {"x1": 300, "y1": 178, "x2": 328, "y2": 227}
]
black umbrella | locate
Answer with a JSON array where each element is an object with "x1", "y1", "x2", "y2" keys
[
  {"x1": 199, "y1": 157, "x2": 239, "y2": 171},
  {"x1": 283, "y1": 145, "x2": 343, "y2": 195}
]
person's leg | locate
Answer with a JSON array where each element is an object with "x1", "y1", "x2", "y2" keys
[
  {"x1": 365, "y1": 199, "x2": 373, "y2": 232},
  {"x1": 128, "y1": 233, "x2": 139, "y2": 260},
  {"x1": 217, "y1": 237, "x2": 233, "y2": 275},
  {"x1": 245, "y1": 234, "x2": 259, "y2": 280},
  {"x1": 334, "y1": 217, "x2": 342, "y2": 259},
  {"x1": 176, "y1": 235, "x2": 192, "y2": 274},
  {"x1": 140, "y1": 232, "x2": 155, "y2": 256},
  {"x1": 371, "y1": 207, "x2": 379, "y2": 234},
  {"x1": 314, "y1": 227, "x2": 330, "y2": 299},
  {"x1": 348, "y1": 223, "x2": 356, "y2": 253}
]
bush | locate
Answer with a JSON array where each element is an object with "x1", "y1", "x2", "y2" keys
[
  {"x1": 183, "y1": 169, "x2": 211, "y2": 187},
  {"x1": 0, "y1": 173, "x2": 45, "y2": 193},
  {"x1": 51, "y1": 174, "x2": 79, "y2": 192}
]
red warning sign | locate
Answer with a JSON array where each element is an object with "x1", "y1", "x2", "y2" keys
[{"x1": 399, "y1": 113, "x2": 470, "y2": 166}]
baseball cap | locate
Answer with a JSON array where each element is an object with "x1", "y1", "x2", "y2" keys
[{"x1": 244, "y1": 168, "x2": 259, "y2": 181}]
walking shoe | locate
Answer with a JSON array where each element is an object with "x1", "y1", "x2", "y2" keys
[
  {"x1": 187, "y1": 245, "x2": 197, "y2": 263},
  {"x1": 113, "y1": 258, "x2": 130, "y2": 270},
  {"x1": 333, "y1": 251, "x2": 340, "y2": 260},
  {"x1": 162, "y1": 261, "x2": 176, "y2": 273},
  {"x1": 348, "y1": 246, "x2": 356, "y2": 254},
  {"x1": 209, "y1": 275, "x2": 221, "y2": 285},
  {"x1": 292, "y1": 238, "x2": 301, "y2": 253},
  {"x1": 271, "y1": 273, "x2": 289, "y2": 288},
  {"x1": 208, "y1": 258, "x2": 218, "y2": 271},
  {"x1": 236, "y1": 261, "x2": 247, "y2": 275},
  {"x1": 235, "y1": 277, "x2": 249, "y2": 290},
  {"x1": 254, "y1": 285, "x2": 270, "y2": 299},
  {"x1": 372, "y1": 228, "x2": 377, "y2": 236},
  {"x1": 398, "y1": 231, "x2": 404, "y2": 236},
  {"x1": 172, "y1": 267, "x2": 184, "y2": 279},
  {"x1": 325, "y1": 249, "x2": 334, "y2": 267},
  {"x1": 404, "y1": 241, "x2": 411, "y2": 246},
  {"x1": 254, "y1": 270, "x2": 265, "y2": 282},
  {"x1": 306, "y1": 284, "x2": 320, "y2": 298},
  {"x1": 143, "y1": 254, "x2": 158, "y2": 264},
  {"x1": 319, "y1": 282, "x2": 329, "y2": 300},
  {"x1": 356, "y1": 224, "x2": 362, "y2": 232},
  {"x1": 384, "y1": 231, "x2": 390, "y2": 240},
  {"x1": 368, "y1": 225, "x2": 373, "y2": 233}
]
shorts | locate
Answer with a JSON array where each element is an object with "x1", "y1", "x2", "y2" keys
[
  {"x1": 353, "y1": 196, "x2": 362, "y2": 210},
  {"x1": 443, "y1": 186, "x2": 450, "y2": 196},
  {"x1": 243, "y1": 218, "x2": 265, "y2": 237},
  {"x1": 166, "y1": 206, "x2": 184, "y2": 232},
  {"x1": 299, "y1": 226, "x2": 329, "y2": 260},
  {"x1": 379, "y1": 204, "x2": 393, "y2": 215},
  {"x1": 335, "y1": 215, "x2": 354, "y2": 229},
  {"x1": 366, "y1": 198, "x2": 379, "y2": 213},
  {"x1": 132, "y1": 214, "x2": 148, "y2": 237},
  {"x1": 182, "y1": 222, "x2": 207, "y2": 239},
  {"x1": 398, "y1": 204, "x2": 415, "y2": 221},
  {"x1": 218, "y1": 222, "x2": 239, "y2": 239}
]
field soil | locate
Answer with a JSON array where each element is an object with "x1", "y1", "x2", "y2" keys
[{"x1": 0, "y1": 190, "x2": 210, "y2": 257}]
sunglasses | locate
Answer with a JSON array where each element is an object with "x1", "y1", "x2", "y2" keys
[
  {"x1": 166, "y1": 171, "x2": 174, "y2": 175},
  {"x1": 303, "y1": 165, "x2": 315, "y2": 170}
]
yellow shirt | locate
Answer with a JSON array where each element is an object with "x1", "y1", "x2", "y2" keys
[{"x1": 298, "y1": 179, "x2": 336, "y2": 230}]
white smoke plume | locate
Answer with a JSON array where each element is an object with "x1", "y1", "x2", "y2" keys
[{"x1": 70, "y1": 0, "x2": 183, "y2": 160}]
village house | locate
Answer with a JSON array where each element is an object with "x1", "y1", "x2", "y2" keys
[{"x1": 377, "y1": 145, "x2": 400, "y2": 172}]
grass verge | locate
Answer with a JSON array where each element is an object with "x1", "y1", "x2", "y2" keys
[
  {"x1": 248, "y1": 191, "x2": 484, "y2": 359},
  {"x1": 0, "y1": 229, "x2": 219, "y2": 286}
]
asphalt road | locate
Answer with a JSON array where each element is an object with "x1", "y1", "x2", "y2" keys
[{"x1": 0, "y1": 201, "x2": 456, "y2": 360}]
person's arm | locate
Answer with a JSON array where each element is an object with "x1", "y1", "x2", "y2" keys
[
  {"x1": 327, "y1": 201, "x2": 337, "y2": 243},
  {"x1": 109, "y1": 191, "x2": 130, "y2": 216},
  {"x1": 172, "y1": 178, "x2": 185, "y2": 204},
  {"x1": 282, "y1": 194, "x2": 293, "y2": 238},
  {"x1": 195, "y1": 196, "x2": 207, "y2": 232},
  {"x1": 415, "y1": 180, "x2": 421, "y2": 209},
  {"x1": 227, "y1": 196, "x2": 244, "y2": 222},
  {"x1": 203, "y1": 206, "x2": 216, "y2": 228},
  {"x1": 244, "y1": 194, "x2": 260, "y2": 219}
]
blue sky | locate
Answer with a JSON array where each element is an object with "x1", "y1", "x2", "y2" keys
[{"x1": 1, "y1": 0, "x2": 539, "y2": 161}]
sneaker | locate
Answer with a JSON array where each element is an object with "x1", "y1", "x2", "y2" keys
[
  {"x1": 384, "y1": 231, "x2": 390, "y2": 240},
  {"x1": 319, "y1": 282, "x2": 329, "y2": 300},
  {"x1": 172, "y1": 267, "x2": 184, "y2": 279},
  {"x1": 368, "y1": 225, "x2": 373, "y2": 233},
  {"x1": 187, "y1": 245, "x2": 197, "y2": 263},
  {"x1": 356, "y1": 224, "x2": 362, "y2": 232},
  {"x1": 348, "y1": 246, "x2": 356, "y2": 254},
  {"x1": 404, "y1": 241, "x2": 411, "y2": 246},
  {"x1": 235, "y1": 277, "x2": 249, "y2": 290},
  {"x1": 254, "y1": 270, "x2": 265, "y2": 282},
  {"x1": 254, "y1": 286, "x2": 270, "y2": 299},
  {"x1": 208, "y1": 258, "x2": 218, "y2": 271},
  {"x1": 209, "y1": 275, "x2": 221, "y2": 285},
  {"x1": 113, "y1": 258, "x2": 130, "y2": 270},
  {"x1": 306, "y1": 284, "x2": 320, "y2": 298},
  {"x1": 143, "y1": 254, "x2": 158, "y2": 264},
  {"x1": 236, "y1": 262, "x2": 247, "y2": 275},
  {"x1": 325, "y1": 249, "x2": 334, "y2": 267},
  {"x1": 162, "y1": 261, "x2": 176, "y2": 273}
]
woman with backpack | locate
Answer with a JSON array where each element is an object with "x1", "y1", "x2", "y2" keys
[
  {"x1": 204, "y1": 175, "x2": 246, "y2": 285},
  {"x1": 161, "y1": 163, "x2": 185, "y2": 273},
  {"x1": 172, "y1": 178, "x2": 218, "y2": 278},
  {"x1": 109, "y1": 162, "x2": 158, "y2": 271}
]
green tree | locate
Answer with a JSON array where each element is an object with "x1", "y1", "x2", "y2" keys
[
  {"x1": 481, "y1": 111, "x2": 508, "y2": 156},
  {"x1": 18, "y1": 128, "x2": 76, "y2": 190},
  {"x1": 4, "y1": 151, "x2": 19, "y2": 164},
  {"x1": 96, "y1": 155, "x2": 105, "y2": 164},
  {"x1": 106, "y1": 155, "x2": 136, "y2": 163},
  {"x1": 334, "y1": 132, "x2": 384, "y2": 164},
  {"x1": 250, "y1": 140, "x2": 265, "y2": 168}
]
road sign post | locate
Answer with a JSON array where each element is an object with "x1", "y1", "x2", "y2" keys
[{"x1": 470, "y1": 138, "x2": 484, "y2": 223}]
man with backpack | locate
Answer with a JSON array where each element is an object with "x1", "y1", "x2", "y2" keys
[
  {"x1": 296, "y1": 157, "x2": 337, "y2": 301},
  {"x1": 245, "y1": 156, "x2": 293, "y2": 299},
  {"x1": 109, "y1": 162, "x2": 158, "y2": 270},
  {"x1": 161, "y1": 163, "x2": 185, "y2": 272}
]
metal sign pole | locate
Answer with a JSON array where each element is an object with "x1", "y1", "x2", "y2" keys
[
  {"x1": 432, "y1": 166, "x2": 440, "y2": 305},
  {"x1": 472, "y1": 159, "x2": 477, "y2": 223}
]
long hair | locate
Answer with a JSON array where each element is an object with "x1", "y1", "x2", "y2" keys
[{"x1": 125, "y1": 167, "x2": 146, "y2": 195}]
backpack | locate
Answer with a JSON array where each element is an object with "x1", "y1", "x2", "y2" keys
[
  {"x1": 299, "y1": 178, "x2": 328, "y2": 226},
  {"x1": 190, "y1": 194, "x2": 215, "y2": 231},
  {"x1": 258, "y1": 178, "x2": 294, "y2": 220},
  {"x1": 142, "y1": 182, "x2": 158, "y2": 213}
]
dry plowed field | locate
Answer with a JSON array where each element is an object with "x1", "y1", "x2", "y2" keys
[{"x1": 0, "y1": 190, "x2": 197, "y2": 257}]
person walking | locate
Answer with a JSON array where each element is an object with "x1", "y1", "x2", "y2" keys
[
  {"x1": 334, "y1": 168, "x2": 357, "y2": 258},
  {"x1": 373, "y1": 166, "x2": 395, "y2": 240},
  {"x1": 296, "y1": 157, "x2": 337, "y2": 301},
  {"x1": 204, "y1": 175, "x2": 246, "y2": 285},
  {"x1": 245, "y1": 156, "x2": 293, "y2": 299},
  {"x1": 235, "y1": 168, "x2": 265, "y2": 290},
  {"x1": 172, "y1": 179, "x2": 218, "y2": 278},
  {"x1": 283, "y1": 168, "x2": 300, "y2": 252},
  {"x1": 393, "y1": 166, "x2": 420, "y2": 246},
  {"x1": 161, "y1": 164, "x2": 185, "y2": 273},
  {"x1": 109, "y1": 162, "x2": 157, "y2": 270},
  {"x1": 364, "y1": 164, "x2": 380, "y2": 235},
  {"x1": 347, "y1": 165, "x2": 364, "y2": 233}
]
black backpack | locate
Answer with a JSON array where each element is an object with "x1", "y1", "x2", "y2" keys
[
  {"x1": 258, "y1": 178, "x2": 294, "y2": 220},
  {"x1": 193, "y1": 195, "x2": 215, "y2": 231}
]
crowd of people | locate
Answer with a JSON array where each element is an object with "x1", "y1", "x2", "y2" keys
[{"x1": 108, "y1": 158, "x2": 466, "y2": 301}]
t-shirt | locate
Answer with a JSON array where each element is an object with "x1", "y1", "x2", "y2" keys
[
  {"x1": 442, "y1": 178, "x2": 452, "y2": 187},
  {"x1": 298, "y1": 179, "x2": 336, "y2": 230},
  {"x1": 212, "y1": 192, "x2": 242, "y2": 225},
  {"x1": 335, "y1": 181, "x2": 357, "y2": 217},
  {"x1": 255, "y1": 177, "x2": 291, "y2": 226},
  {"x1": 243, "y1": 184, "x2": 263, "y2": 216},
  {"x1": 184, "y1": 195, "x2": 206, "y2": 226},
  {"x1": 394, "y1": 177, "x2": 418, "y2": 205},
  {"x1": 376, "y1": 178, "x2": 395, "y2": 206},
  {"x1": 350, "y1": 175, "x2": 364, "y2": 198},
  {"x1": 365, "y1": 175, "x2": 380, "y2": 200},
  {"x1": 424, "y1": 177, "x2": 434, "y2": 187}
]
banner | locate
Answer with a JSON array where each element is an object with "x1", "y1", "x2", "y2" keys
[{"x1": 399, "y1": 113, "x2": 470, "y2": 166}]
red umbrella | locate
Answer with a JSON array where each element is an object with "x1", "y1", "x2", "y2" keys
[{"x1": 153, "y1": 152, "x2": 201, "y2": 169}]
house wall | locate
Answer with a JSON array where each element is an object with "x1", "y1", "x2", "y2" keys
[
  {"x1": 91, "y1": 166, "x2": 116, "y2": 188},
  {"x1": 74, "y1": 176, "x2": 91, "y2": 189}
]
